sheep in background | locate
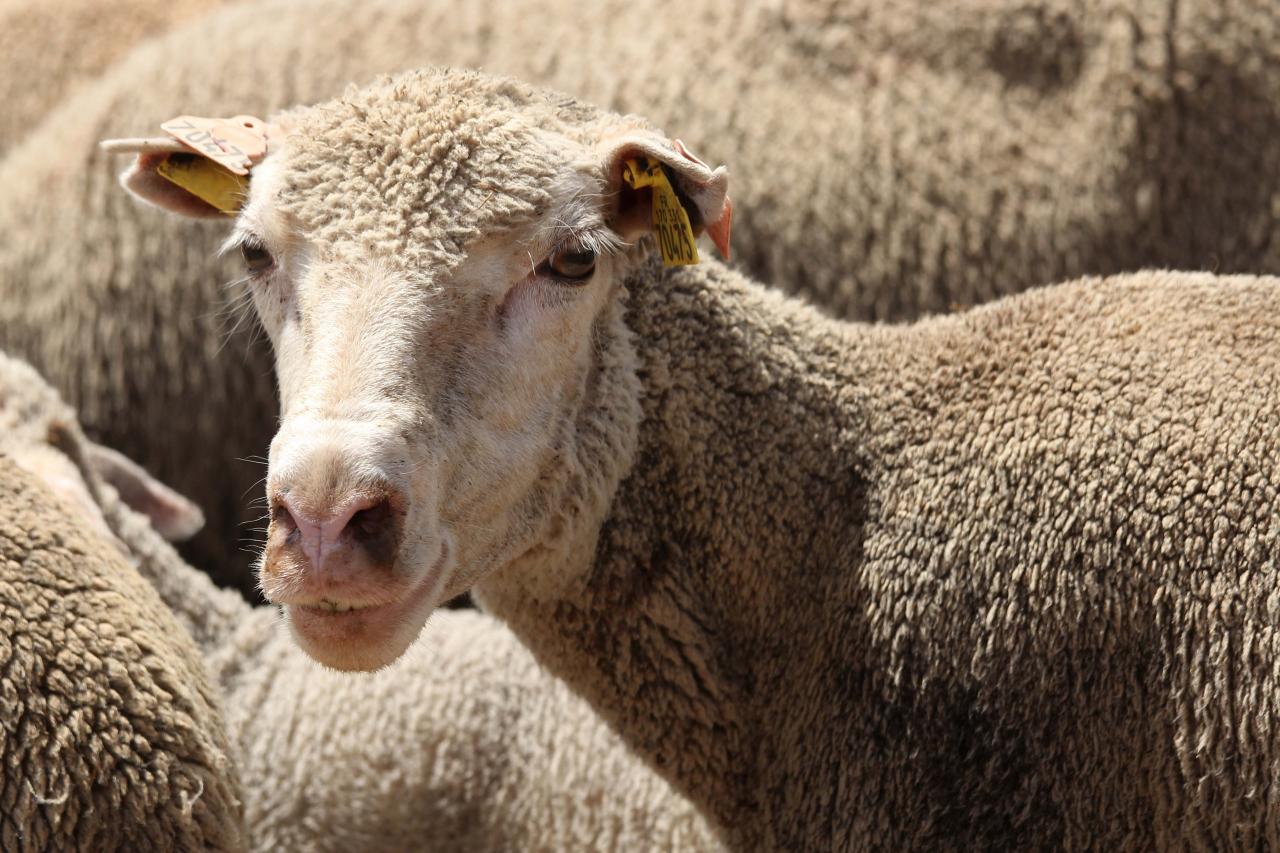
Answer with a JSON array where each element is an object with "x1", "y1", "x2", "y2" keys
[
  {"x1": 5, "y1": 0, "x2": 1279, "y2": 592},
  {"x1": 0, "y1": 356, "x2": 245, "y2": 852},
  {"x1": 0, "y1": 350, "x2": 724, "y2": 852},
  {"x1": 0, "y1": 0, "x2": 231, "y2": 155},
  {"x1": 124, "y1": 67, "x2": 1280, "y2": 849}
]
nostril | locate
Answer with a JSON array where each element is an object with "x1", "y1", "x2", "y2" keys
[
  {"x1": 342, "y1": 495, "x2": 403, "y2": 567},
  {"x1": 348, "y1": 498, "x2": 394, "y2": 541},
  {"x1": 272, "y1": 500, "x2": 299, "y2": 535},
  {"x1": 268, "y1": 487, "x2": 403, "y2": 569}
]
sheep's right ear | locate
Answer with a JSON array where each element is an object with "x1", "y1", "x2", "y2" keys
[
  {"x1": 84, "y1": 443, "x2": 206, "y2": 542},
  {"x1": 114, "y1": 148, "x2": 243, "y2": 219},
  {"x1": 103, "y1": 115, "x2": 272, "y2": 218}
]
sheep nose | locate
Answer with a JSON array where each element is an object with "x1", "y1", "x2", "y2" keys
[{"x1": 272, "y1": 489, "x2": 404, "y2": 573}]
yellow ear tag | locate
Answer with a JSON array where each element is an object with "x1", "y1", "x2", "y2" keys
[
  {"x1": 155, "y1": 155, "x2": 248, "y2": 216},
  {"x1": 621, "y1": 157, "x2": 699, "y2": 266}
]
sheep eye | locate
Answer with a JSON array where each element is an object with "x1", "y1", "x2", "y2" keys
[
  {"x1": 241, "y1": 240, "x2": 274, "y2": 274},
  {"x1": 547, "y1": 245, "x2": 596, "y2": 282}
]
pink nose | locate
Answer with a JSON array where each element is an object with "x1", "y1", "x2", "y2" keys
[{"x1": 273, "y1": 490, "x2": 402, "y2": 571}]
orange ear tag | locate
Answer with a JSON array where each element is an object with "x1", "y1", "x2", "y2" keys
[
  {"x1": 160, "y1": 115, "x2": 269, "y2": 175},
  {"x1": 621, "y1": 157, "x2": 700, "y2": 267}
]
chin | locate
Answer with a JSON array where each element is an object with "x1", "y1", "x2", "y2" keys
[{"x1": 284, "y1": 573, "x2": 441, "y2": 672}]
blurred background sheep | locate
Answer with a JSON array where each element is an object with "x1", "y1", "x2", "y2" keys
[
  {"x1": 0, "y1": 0, "x2": 234, "y2": 155},
  {"x1": 2, "y1": 0, "x2": 1278, "y2": 594}
]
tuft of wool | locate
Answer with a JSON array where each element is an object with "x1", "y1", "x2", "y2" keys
[
  {"x1": 3, "y1": 0, "x2": 1278, "y2": 591},
  {"x1": 0, "y1": 351, "x2": 723, "y2": 852},
  {"x1": 0, "y1": 356, "x2": 245, "y2": 851}
]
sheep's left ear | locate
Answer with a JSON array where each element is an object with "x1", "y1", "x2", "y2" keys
[
  {"x1": 599, "y1": 131, "x2": 732, "y2": 263},
  {"x1": 84, "y1": 443, "x2": 206, "y2": 542}
]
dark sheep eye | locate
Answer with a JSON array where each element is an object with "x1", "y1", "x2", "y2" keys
[
  {"x1": 241, "y1": 240, "x2": 274, "y2": 274},
  {"x1": 547, "y1": 246, "x2": 596, "y2": 282}
]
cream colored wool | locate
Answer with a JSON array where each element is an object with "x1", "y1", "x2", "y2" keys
[
  {"x1": 206, "y1": 609, "x2": 723, "y2": 852},
  {"x1": 176, "y1": 70, "x2": 1280, "y2": 850},
  {"x1": 3, "y1": 0, "x2": 1278, "y2": 592},
  {"x1": 0, "y1": 0, "x2": 231, "y2": 155},
  {"x1": 0, "y1": 352, "x2": 722, "y2": 852},
  {"x1": 0, "y1": 363, "x2": 245, "y2": 851}
]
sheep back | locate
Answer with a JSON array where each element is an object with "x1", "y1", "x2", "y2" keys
[{"x1": 0, "y1": 457, "x2": 245, "y2": 851}]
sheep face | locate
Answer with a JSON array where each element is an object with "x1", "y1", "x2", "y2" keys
[{"x1": 119, "y1": 68, "x2": 727, "y2": 671}]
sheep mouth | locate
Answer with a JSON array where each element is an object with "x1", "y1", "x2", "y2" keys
[
  {"x1": 283, "y1": 541, "x2": 450, "y2": 671},
  {"x1": 298, "y1": 598, "x2": 379, "y2": 614}
]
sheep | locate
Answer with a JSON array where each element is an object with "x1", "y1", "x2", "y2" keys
[
  {"x1": 0, "y1": 0, "x2": 231, "y2": 155},
  {"x1": 0, "y1": 351, "x2": 723, "y2": 851},
  {"x1": 6, "y1": 0, "x2": 1279, "y2": 594},
  {"x1": 116, "y1": 67, "x2": 1280, "y2": 850},
  {"x1": 0, "y1": 356, "x2": 246, "y2": 851}
]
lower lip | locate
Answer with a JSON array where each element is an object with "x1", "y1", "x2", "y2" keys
[{"x1": 286, "y1": 561, "x2": 443, "y2": 648}]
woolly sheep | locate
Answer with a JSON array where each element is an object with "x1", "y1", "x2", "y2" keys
[
  {"x1": 0, "y1": 0, "x2": 230, "y2": 155},
  {"x1": 0, "y1": 356, "x2": 245, "y2": 852},
  {"x1": 0, "y1": 352, "x2": 723, "y2": 852},
  {"x1": 123, "y1": 68, "x2": 1280, "y2": 849},
  {"x1": 6, "y1": 0, "x2": 1279, "y2": 592}
]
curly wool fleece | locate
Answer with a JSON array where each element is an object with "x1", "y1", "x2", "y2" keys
[
  {"x1": 3, "y1": 0, "x2": 1278, "y2": 593},
  {"x1": 0, "y1": 357, "x2": 244, "y2": 852}
]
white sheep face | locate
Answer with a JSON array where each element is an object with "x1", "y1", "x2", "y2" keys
[
  {"x1": 239, "y1": 161, "x2": 626, "y2": 670},
  {"x1": 121, "y1": 68, "x2": 727, "y2": 671}
]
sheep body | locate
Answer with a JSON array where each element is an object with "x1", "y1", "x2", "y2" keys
[
  {"x1": 161, "y1": 68, "x2": 1280, "y2": 850},
  {"x1": 208, "y1": 608, "x2": 723, "y2": 852},
  {"x1": 0, "y1": 361, "x2": 245, "y2": 851},
  {"x1": 5, "y1": 0, "x2": 1280, "y2": 590},
  {"x1": 476, "y1": 263, "x2": 1280, "y2": 850}
]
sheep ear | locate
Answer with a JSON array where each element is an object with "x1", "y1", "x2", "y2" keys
[
  {"x1": 103, "y1": 115, "x2": 271, "y2": 218},
  {"x1": 599, "y1": 132, "x2": 733, "y2": 262},
  {"x1": 114, "y1": 148, "x2": 243, "y2": 219},
  {"x1": 84, "y1": 442, "x2": 206, "y2": 542}
]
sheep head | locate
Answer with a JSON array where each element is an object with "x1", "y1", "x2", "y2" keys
[{"x1": 114, "y1": 67, "x2": 731, "y2": 671}]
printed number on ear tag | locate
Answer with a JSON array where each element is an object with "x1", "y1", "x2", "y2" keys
[{"x1": 621, "y1": 157, "x2": 700, "y2": 267}]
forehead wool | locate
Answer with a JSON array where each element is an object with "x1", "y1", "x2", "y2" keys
[{"x1": 275, "y1": 67, "x2": 603, "y2": 273}]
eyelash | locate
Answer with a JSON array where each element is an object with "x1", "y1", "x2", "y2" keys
[{"x1": 535, "y1": 238, "x2": 601, "y2": 284}]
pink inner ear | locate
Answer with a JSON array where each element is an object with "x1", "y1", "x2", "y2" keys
[
  {"x1": 706, "y1": 196, "x2": 733, "y2": 260},
  {"x1": 612, "y1": 163, "x2": 654, "y2": 240},
  {"x1": 120, "y1": 152, "x2": 225, "y2": 219},
  {"x1": 87, "y1": 442, "x2": 205, "y2": 541}
]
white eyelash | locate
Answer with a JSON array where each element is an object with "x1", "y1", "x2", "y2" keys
[
  {"x1": 533, "y1": 191, "x2": 628, "y2": 261},
  {"x1": 217, "y1": 231, "x2": 246, "y2": 258}
]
